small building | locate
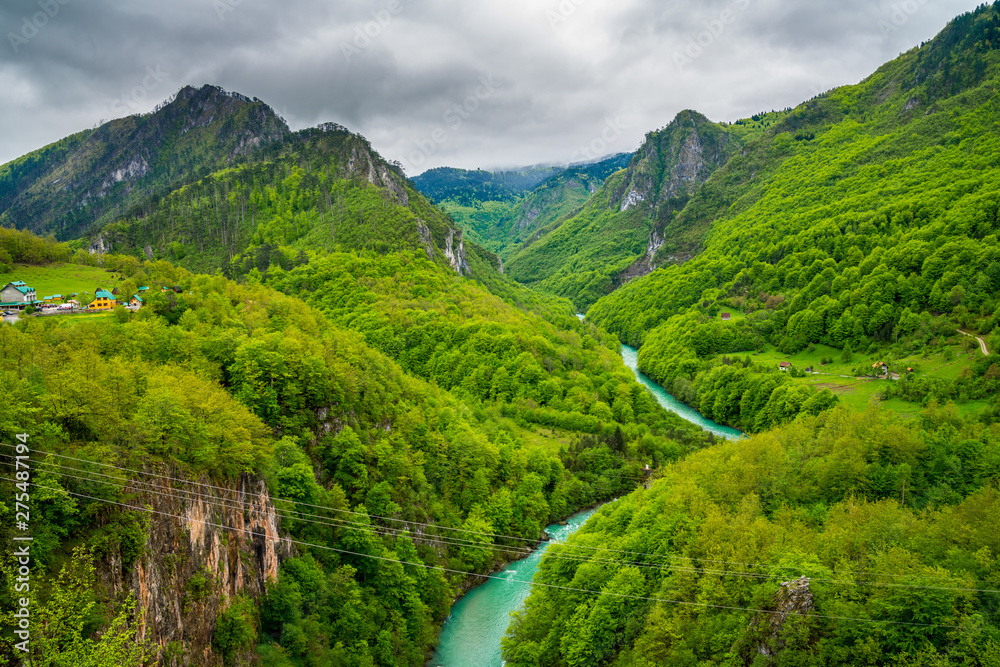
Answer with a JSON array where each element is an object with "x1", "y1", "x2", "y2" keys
[
  {"x1": 1, "y1": 281, "x2": 36, "y2": 305},
  {"x1": 111, "y1": 287, "x2": 120, "y2": 296},
  {"x1": 130, "y1": 294, "x2": 144, "y2": 307},
  {"x1": 721, "y1": 313, "x2": 732, "y2": 321},
  {"x1": 872, "y1": 362, "x2": 889, "y2": 378},
  {"x1": 90, "y1": 289, "x2": 117, "y2": 311},
  {"x1": 780, "y1": 362, "x2": 792, "y2": 372},
  {"x1": 138, "y1": 286, "x2": 149, "y2": 292}
]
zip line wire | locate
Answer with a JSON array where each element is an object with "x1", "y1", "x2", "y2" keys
[
  {"x1": 0, "y1": 475, "x2": 974, "y2": 633},
  {"x1": 2, "y1": 456, "x2": 996, "y2": 594},
  {"x1": 2, "y1": 443, "x2": 991, "y2": 586}
]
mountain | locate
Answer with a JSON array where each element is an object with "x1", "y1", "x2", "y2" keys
[
  {"x1": 411, "y1": 164, "x2": 565, "y2": 205},
  {"x1": 410, "y1": 157, "x2": 632, "y2": 257},
  {"x1": 502, "y1": 110, "x2": 761, "y2": 310},
  {"x1": 0, "y1": 85, "x2": 289, "y2": 240},
  {"x1": 587, "y1": 1, "x2": 1000, "y2": 364},
  {"x1": 0, "y1": 87, "x2": 713, "y2": 665},
  {"x1": 88, "y1": 120, "x2": 500, "y2": 280},
  {"x1": 0, "y1": 85, "x2": 514, "y2": 287}
]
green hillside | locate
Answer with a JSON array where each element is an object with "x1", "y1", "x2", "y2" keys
[
  {"x1": 0, "y1": 85, "x2": 289, "y2": 241},
  {"x1": 0, "y1": 225, "x2": 707, "y2": 664},
  {"x1": 503, "y1": 405, "x2": 1000, "y2": 666},
  {"x1": 503, "y1": 111, "x2": 759, "y2": 310},
  {"x1": 413, "y1": 155, "x2": 632, "y2": 257},
  {"x1": 583, "y1": 4, "x2": 1000, "y2": 428}
]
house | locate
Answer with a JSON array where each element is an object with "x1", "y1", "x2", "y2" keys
[
  {"x1": 52, "y1": 294, "x2": 62, "y2": 302},
  {"x1": 111, "y1": 287, "x2": 119, "y2": 296},
  {"x1": 1, "y1": 281, "x2": 37, "y2": 307},
  {"x1": 129, "y1": 294, "x2": 144, "y2": 307},
  {"x1": 721, "y1": 313, "x2": 732, "y2": 321},
  {"x1": 89, "y1": 289, "x2": 116, "y2": 311},
  {"x1": 872, "y1": 362, "x2": 889, "y2": 377},
  {"x1": 138, "y1": 286, "x2": 149, "y2": 292},
  {"x1": 780, "y1": 362, "x2": 792, "y2": 371}
]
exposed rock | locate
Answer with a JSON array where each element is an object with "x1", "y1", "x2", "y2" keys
[
  {"x1": 620, "y1": 190, "x2": 646, "y2": 212},
  {"x1": 736, "y1": 576, "x2": 816, "y2": 663},
  {"x1": 104, "y1": 156, "x2": 151, "y2": 188},
  {"x1": 89, "y1": 233, "x2": 111, "y2": 255},
  {"x1": 347, "y1": 144, "x2": 409, "y2": 206},
  {"x1": 444, "y1": 228, "x2": 470, "y2": 276},
  {"x1": 99, "y1": 471, "x2": 294, "y2": 667},
  {"x1": 416, "y1": 220, "x2": 435, "y2": 260},
  {"x1": 144, "y1": 245, "x2": 154, "y2": 260}
]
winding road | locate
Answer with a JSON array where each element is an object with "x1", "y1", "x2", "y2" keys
[{"x1": 957, "y1": 330, "x2": 991, "y2": 356}]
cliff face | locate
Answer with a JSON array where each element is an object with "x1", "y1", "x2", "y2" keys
[
  {"x1": 99, "y1": 471, "x2": 293, "y2": 666},
  {"x1": 613, "y1": 110, "x2": 737, "y2": 284}
]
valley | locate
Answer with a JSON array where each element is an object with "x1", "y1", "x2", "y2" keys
[{"x1": 1, "y1": 3, "x2": 999, "y2": 666}]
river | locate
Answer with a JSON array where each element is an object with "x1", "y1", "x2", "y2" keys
[
  {"x1": 429, "y1": 506, "x2": 600, "y2": 667},
  {"x1": 619, "y1": 344, "x2": 744, "y2": 440},
  {"x1": 430, "y1": 318, "x2": 742, "y2": 666}
]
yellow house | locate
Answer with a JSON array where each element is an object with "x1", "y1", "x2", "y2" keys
[{"x1": 90, "y1": 289, "x2": 116, "y2": 311}]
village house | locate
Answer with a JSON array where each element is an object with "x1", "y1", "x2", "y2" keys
[
  {"x1": 780, "y1": 362, "x2": 792, "y2": 371},
  {"x1": 721, "y1": 312, "x2": 732, "y2": 321},
  {"x1": 90, "y1": 289, "x2": 116, "y2": 311},
  {"x1": 0, "y1": 281, "x2": 39, "y2": 310},
  {"x1": 872, "y1": 361, "x2": 889, "y2": 377},
  {"x1": 130, "y1": 294, "x2": 144, "y2": 307}
]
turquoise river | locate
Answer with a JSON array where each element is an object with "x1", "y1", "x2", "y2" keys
[
  {"x1": 429, "y1": 506, "x2": 601, "y2": 666},
  {"x1": 430, "y1": 330, "x2": 743, "y2": 666}
]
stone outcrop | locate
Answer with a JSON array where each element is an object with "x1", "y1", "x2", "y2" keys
[
  {"x1": 416, "y1": 220, "x2": 435, "y2": 260},
  {"x1": 99, "y1": 470, "x2": 294, "y2": 666},
  {"x1": 444, "y1": 227, "x2": 470, "y2": 276},
  {"x1": 611, "y1": 110, "x2": 738, "y2": 284},
  {"x1": 736, "y1": 576, "x2": 816, "y2": 663}
]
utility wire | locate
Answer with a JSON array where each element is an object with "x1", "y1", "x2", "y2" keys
[
  {"x1": 3, "y1": 457, "x2": 995, "y2": 595},
  {"x1": 2, "y1": 444, "x2": 988, "y2": 584},
  {"x1": 0, "y1": 475, "x2": 973, "y2": 633}
]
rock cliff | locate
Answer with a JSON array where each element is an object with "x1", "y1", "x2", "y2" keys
[{"x1": 99, "y1": 470, "x2": 293, "y2": 666}]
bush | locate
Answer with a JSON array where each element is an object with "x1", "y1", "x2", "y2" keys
[{"x1": 211, "y1": 597, "x2": 258, "y2": 665}]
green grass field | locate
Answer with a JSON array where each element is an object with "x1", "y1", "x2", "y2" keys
[
  {"x1": 746, "y1": 340, "x2": 987, "y2": 419},
  {"x1": 1, "y1": 263, "x2": 120, "y2": 303}
]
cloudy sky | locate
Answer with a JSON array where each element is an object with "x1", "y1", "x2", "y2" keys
[{"x1": 0, "y1": 0, "x2": 985, "y2": 175}]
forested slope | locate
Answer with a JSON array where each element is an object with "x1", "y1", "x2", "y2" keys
[
  {"x1": 503, "y1": 405, "x2": 1000, "y2": 666},
  {"x1": 503, "y1": 111, "x2": 767, "y2": 310},
  {"x1": 412, "y1": 155, "x2": 632, "y2": 257},
  {"x1": 0, "y1": 85, "x2": 290, "y2": 240},
  {"x1": 0, "y1": 229, "x2": 706, "y2": 665},
  {"x1": 589, "y1": 4, "x2": 1000, "y2": 349},
  {"x1": 575, "y1": 4, "x2": 1000, "y2": 432}
]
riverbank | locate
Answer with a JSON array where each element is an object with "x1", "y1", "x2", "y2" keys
[
  {"x1": 620, "y1": 344, "x2": 744, "y2": 440},
  {"x1": 429, "y1": 505, "x2": 604, "y2": 666}
]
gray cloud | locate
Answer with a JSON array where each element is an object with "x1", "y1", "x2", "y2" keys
[{"x1": 0, "y1": 0, "x2": 984, "y2": 174}]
